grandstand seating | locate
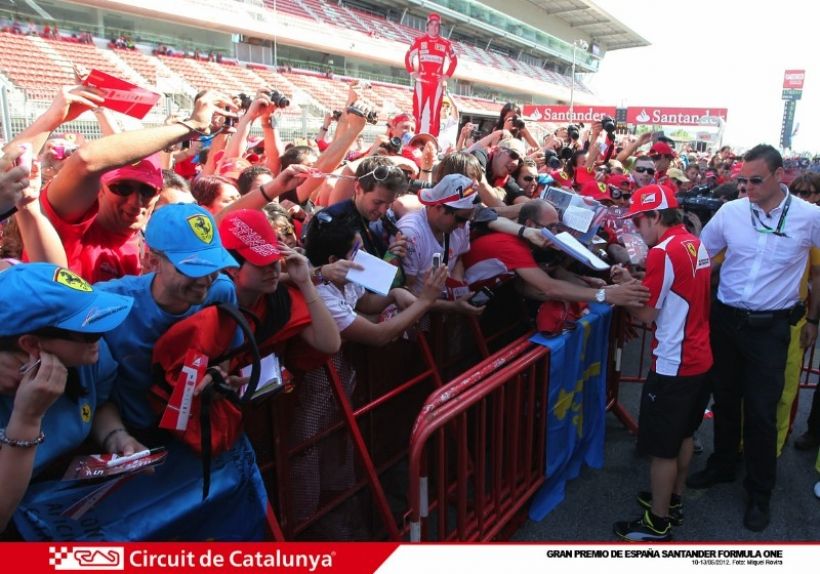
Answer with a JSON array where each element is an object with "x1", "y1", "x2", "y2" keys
[{"x1": 0, "y1": 0, "x2": 592, "y2": 126}]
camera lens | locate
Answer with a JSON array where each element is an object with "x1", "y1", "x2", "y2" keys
[
  {"x1": 601, "y1": 116, "x2": 616, "y2": 134},
  {"x1": 559, "y1": 147, "x2": 574, "y2": 161},
  {"x1": 567, "y1": 125, "x2": 580, "y2": 140}
]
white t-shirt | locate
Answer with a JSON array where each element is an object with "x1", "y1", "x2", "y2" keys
[
  {"x1": 316, "y1": 281, "x2": 367, "y2": 332},
  {"x1": 398, "y1": 208, "x2": 470, "y2": 293}
]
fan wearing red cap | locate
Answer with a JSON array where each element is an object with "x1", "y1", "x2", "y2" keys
[
  {"x1": 36, "y1": 88, "x2": 237, "y2": 283},
  {"x1": 404, "y1": 12, "x2": 457, "y2": 136},
  {"x1": 649, "y1": 141, "x2": 676, "y2": 184},
  {"x1": 219, "y1": 209, "x2": 340, "y2": 358},
  {"x1": 612, "y1": 183, "x2": 712, "y2": 542}
]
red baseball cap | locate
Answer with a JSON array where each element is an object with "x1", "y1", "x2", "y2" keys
[
  {"x1": 218, "y1": 209, "x2": 283, "y2": 266},
  {"x1": 428, "y1": 13, "x2": 441, "y2": 23},
  {"x1": 649, "y1": 141, "x2": 676, "y2": 158},
  {"x1": 388, "y1": 113, "x2": 413, "y2": 127},
  {"x1": 606, "y1": 174, "x2": 633, "y2": 191},
  {"x1": 579, "y1": 180, "x2": 611, "y2": 202},
  {"x1": 101, "y1": 153, "x2": 163, "y2": 190},
  {"x1": 626, "y1": 185, "x2": 678, "y2": 217}
]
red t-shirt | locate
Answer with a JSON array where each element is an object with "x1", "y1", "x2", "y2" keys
[
  {"x1": 643, "y1": 224, "x2": 712, "y2": 377},
  {"x1": 40, "y1": 185, "x2": 142, "y2": 283},
  {"x1": 462, "y1": 232, "x2": 538, "y2": 290}
]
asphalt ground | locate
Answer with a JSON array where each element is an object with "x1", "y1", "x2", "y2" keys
[{"x1": 513, "y1": 336, "x2": 820, "y2": 543}]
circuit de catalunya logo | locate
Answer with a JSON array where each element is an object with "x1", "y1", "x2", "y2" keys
[{"x1": 49, "y1": 546, "x2": 125, "y2": 570}]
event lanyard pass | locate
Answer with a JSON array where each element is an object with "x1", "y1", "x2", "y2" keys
[{"x1": 750, "y1": 193, "x2": 791, "y2": 238}]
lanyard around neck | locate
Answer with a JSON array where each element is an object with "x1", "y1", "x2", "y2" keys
[{"x1": 750, "y1": 193, "x2": 791, "y2": 237}]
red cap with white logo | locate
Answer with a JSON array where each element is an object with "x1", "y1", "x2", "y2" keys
[{"x1": 626, "y1": 184, "x2": 679, "y2": 217}]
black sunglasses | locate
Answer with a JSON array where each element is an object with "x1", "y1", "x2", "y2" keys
[
  {"x1": 521, "y1": 175, "x2": 535, "y2": 182},
  {"x1": 792, "y1": 188, "x2": 813, "y2": 197},
  {"x1": 610, "y1": 187, "x2": 631, "y2": 200},
  {"x1": 444, "y1": 207, "x2": 471, "y2": 223},
  {"x1": 736, "y1": 175, "x2": 770, "y2": 187},
  {"x1": 634, "y1": 166, "x2": 655, "y2": 175},
  {"x1": 108, "y1": 181, "x2": 159, "y2": 199},
  {"x1": 34, "y1": 327, "x2": 103, "y2": 343},
  {"x1": 506, "y1": 150, "x2": 521, "y2": 161}
]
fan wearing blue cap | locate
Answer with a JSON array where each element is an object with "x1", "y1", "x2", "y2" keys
[
  {"x1": 95, "y1": 203, "x2": 239, "y2": 429},
  {"x1": 0, "y1": 263, "x2": 141, "y2": 532}
]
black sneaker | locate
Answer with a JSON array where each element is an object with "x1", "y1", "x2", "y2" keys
[
  {"x1": 636, "y1": 491, "x2": 683, "y2": 526},
  {"x1": 685, "y1": 466, "x2": 735, "y2": 489},
  {"x1": 614, "y1": 510, "x2": 672, "y2": 542}
]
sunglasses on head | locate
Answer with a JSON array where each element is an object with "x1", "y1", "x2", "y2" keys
[
  {"x1": 108, "y1": 181, "x2": 159, "y2": 199},
  {"x1": 358, "y1": 164, "x2": 405, "y2": 183},
  {"x1": 34, "y1": 327, "x2": 103, "y2": 343},
  {"x1": 634, "y1": 166, "x2": 655, "y2": 175}
]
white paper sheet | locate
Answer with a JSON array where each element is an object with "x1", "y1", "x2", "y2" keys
[
  {"x1": 541, "y1": 229, "x2": 610, "y2": 271},
  {"x1": 345, "y1": 249, "x2": 398, "y2": 296}
]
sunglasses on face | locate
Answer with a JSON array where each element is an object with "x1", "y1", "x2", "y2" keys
[
  {"x1": 521, "y1": 175, "x2": 535, "y2": 183},
  {"x1": 506, "y1": 150, "x2": 521, "y2": 161},
  {"x1": 444, "y1": 207, "x2": 471, "y2": 223},
  {"x1": 108, "y1": 181, "x2": 159, "y2": 199},
  {"x1": 792, "y1": 188, "x2": 813, "y2": 197},
  {"x1": 736, "y1": 174, "x2": 771, "y2": 187},
  {"x1": 634, "y1": 166, "x2": 655, "y2": 175}
]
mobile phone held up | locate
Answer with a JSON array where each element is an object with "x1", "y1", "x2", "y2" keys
[
  {"x1": 15, "y1": 143, "x2": 33, "y2": 173},
  {"x1": 432, "y1": 252, "x2": 442, "y2": 268},
  {"x1": 468, "y1": 286, "x2": 494, "y2": 307}
]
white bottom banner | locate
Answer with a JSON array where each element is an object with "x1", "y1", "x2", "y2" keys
[{"x1": 375, "y1": 544, "x2": 818, "y2": 573}]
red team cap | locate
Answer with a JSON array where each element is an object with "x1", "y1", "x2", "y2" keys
[
  {"x1": 626, "y1": 184, "x2": 679, "y2": 217},
  {"x1": 219, "y1": 209, "x2": 283, "y2": 266},
  {"x1": 101, "y1": 153, "x2": 163, "y2": 191},
  {"x1": 427, "y1": 13, "x2": 441, "y2": 23},
  {"x1": 579, "y1": 179, "x2": 611, "y2": 202},
  {"x1": 388, "y1": 113, "x2": 413, "y2": 127},
  {"x1": 606, "y1": 173, "x2": 633, "y2": 191},
  {"x1": 649, "y1": 141, "x2": 676, "y2": 158}
]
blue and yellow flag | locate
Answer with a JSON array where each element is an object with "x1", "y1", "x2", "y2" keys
[{"x1": 528, "y1": 304, "x2": 611, "y2": 521}]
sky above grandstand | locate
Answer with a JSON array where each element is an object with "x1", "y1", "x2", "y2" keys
[{"x1": 590, "y1": 0, "x2": 818, "y2": 153}]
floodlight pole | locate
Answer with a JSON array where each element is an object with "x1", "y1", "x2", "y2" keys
[{"x1": 569, "y1": 39, "x2": 588, "y2": 122}]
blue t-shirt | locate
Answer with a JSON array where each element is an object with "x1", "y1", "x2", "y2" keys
[
  {"x1": 95, "y1": 273, "x2": 238, "y2": 429},
  {"x1": 0, "y1": 341, "x2": 118, "y2": 476}
]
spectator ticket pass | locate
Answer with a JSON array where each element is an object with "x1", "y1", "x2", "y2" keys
[
  {"x1": 62, "y1": 448, "x2": 168, "y2": 481},
  {"x1": 83, "y1": 69, "x2": 161, "y2": 119}
]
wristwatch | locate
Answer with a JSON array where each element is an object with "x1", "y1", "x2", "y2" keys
[{"x1": 595, "y1": 288, "x2": 607, "y2": 303}]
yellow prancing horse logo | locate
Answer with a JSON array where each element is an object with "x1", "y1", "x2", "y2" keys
[
  {"x1": 54, "y1": 268, "x2": 92, "y2": 292},
  {"x1": 187, "y1": 214, "x2": 214, "y2": 244},
  {"x1": 80, "y1": 403, "x2": 92, "y2": 423}
]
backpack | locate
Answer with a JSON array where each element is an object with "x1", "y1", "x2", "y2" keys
[{"x1": 149, "y1": 303, "x2": 261, "y2": 498}]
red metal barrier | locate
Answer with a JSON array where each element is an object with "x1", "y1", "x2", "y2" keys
[{"x1": 406, "y1": 336, "x2": 549, "y2": 542}]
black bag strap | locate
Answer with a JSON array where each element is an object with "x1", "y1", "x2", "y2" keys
[
  {"x1": 199, "y1": 371, "x2": 221, "y2": 500},
  {"x1": 209, "y1": 302, "x2": 262, "y2": 403}
]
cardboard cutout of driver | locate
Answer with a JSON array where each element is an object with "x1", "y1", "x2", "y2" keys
[{"x1": 404, "y1": 13, "x2": 457, "y2": 137}]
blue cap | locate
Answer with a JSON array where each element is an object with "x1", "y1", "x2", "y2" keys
[
  {"x1": 144, "y1": 203, "x2": 237, "y2": 278},
  {"x1": 0, "y1": 263, "x2": 134, "y2": 336}
]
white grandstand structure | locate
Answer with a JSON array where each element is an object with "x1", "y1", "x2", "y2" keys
[{"x1": 0, "y1": 0, "x2": 647, "y2": 140}]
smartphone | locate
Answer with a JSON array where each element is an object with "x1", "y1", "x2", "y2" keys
[
  {"x1": 432, "y1": 252, "x2": 442, "y2": 268},
  {"x1": 468, "y1": 287, "x2": 494, "y2": 307},
  {"x1": 15, "y1": 143, "x2": 33, "y2": 173}
]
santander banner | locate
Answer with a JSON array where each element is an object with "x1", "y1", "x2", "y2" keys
[
  {"x1": 783, "y1": 69, "x2": 805, "y2": 89},
  {"x1": 522, "y1": 105, "x2": 616, "y2": 123},
  {"x1": 625, "y1": 107, "x2": 728, "y2": 126}
]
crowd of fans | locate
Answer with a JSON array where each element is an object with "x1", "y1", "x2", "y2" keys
[{"x1": 0, "y1": 74, "x2": 819, "y2": 542}]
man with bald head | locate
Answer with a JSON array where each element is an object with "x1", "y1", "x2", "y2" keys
[{"x1": 462, "y1": 199, "x2": 649, "y2": 307}]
